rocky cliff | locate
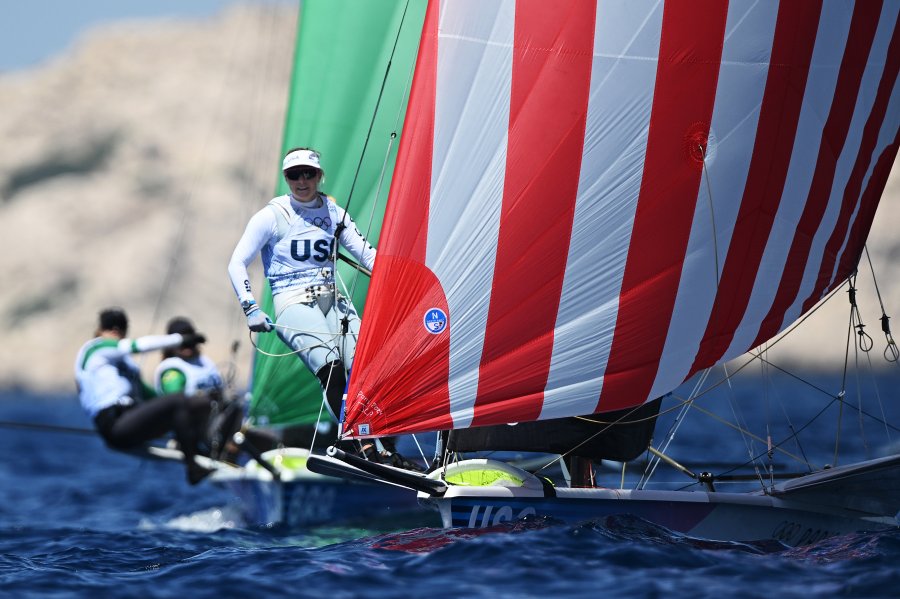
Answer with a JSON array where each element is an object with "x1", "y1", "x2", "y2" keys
[
  {"x1": 0, "y1": 3, "x2": 897, "y2": 396},
  {"x1": 0, "y1": 4, "x2": 296, "y2": 393}
]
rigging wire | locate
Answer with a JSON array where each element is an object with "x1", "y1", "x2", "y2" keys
[
  {"x1": 701, "y1": 141, "x2": 772, "y2": 489},
  {"x1": 835, "y1": 274, "x2": 859, "y2": 465},
  {"x1": 861, "y1": 334, "x2": 894, "y2": 444},
  {"x1": 748, "y1": 355, "x2": 900, "y2": 434},
  {"x1": 639, "y1": 369, "x2": 711, "y2": 488},
  {"x1": 337, "y1": 0, "x2": 413, "y2": 221},
  {"x1": 337, "y1": 0, "x2": 418, "y2": 310},
  {"x1": 528, "y1": 279, "x2": 878, "y2": 487},
  {"x1": 631, "y1": 144, "x2": 723, "y2": 489},
  {"x1": 762, "y1": 354, "x2": 775, "y2": 489},
  {"x1": 727, "y1": 358, "x2": 769, "y2": 489},
  {"x1": 645, "y1": 298, "x2": 900, "y2": 486},
  {"x1": 673, "y1": 396, "x2": 810, "y2": 467},
  {"x1": 774, "y1": 369, "x2": 811, "y2": 474},
  {"x1": 853, "y1": 325, "x2": 870, "y2": 461}
]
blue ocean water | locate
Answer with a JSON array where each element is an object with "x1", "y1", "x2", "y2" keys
[{"x1": 1, "y1": 370, "x2": 899, "y2": 598}]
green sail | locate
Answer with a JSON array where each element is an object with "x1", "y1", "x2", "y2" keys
[{"x1": 248, "y1": 0, "x2": 426, "y2": 427}]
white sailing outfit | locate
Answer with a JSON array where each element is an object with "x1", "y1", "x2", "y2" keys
[
  {"x1": 75, "y1": 334, "x2": 184, "y2": 418},
  {"x1": 228, "y1": 192, "x2": 376, "y2": 418},
  {"x1": 154, "y1": 355, "x2": 224, "y2": 397},
  {"x1": 74, "y1": 333, "x2": 215, "y2": 484}
]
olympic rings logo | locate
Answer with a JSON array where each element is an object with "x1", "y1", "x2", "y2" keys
[{"x1": 303, "y1": 216, "x2": 332, "y2": 230}]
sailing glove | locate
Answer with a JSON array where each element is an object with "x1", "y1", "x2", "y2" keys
[
  {"x1": 180, "y1": 333, "x2": 207, "y2": 347},
  {"x1": 242, "y1": 300, "x2": 273, "y2": 333}
]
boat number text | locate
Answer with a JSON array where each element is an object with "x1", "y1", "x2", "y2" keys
[
  {"x1": 467, "y1": 504, "x2": 536, "y2": 528},
  {"x1": 771, "y1": 520, "x2": 837, "y2": 545}
]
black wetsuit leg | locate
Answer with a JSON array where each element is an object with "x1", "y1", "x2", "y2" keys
[
  {"x1": 100, "y1": 394, "x2": 212, "y2": 466},
  {"x1": 315, "y1": 360, "x2": 347, "y2": 421}
]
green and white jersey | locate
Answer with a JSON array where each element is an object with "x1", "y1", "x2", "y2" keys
[
  {"x1": 154, "y1": 355, "x2": 223, "y2": 396},
  {"x1": 74, "y1": 334, "x2": 184, "y2": 417}
]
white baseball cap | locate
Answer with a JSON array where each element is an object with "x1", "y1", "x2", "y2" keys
[{"x1": 282, "y1": 149, "x2": 321, "y2": 171}]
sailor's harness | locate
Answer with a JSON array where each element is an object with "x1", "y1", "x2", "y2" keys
[{"x1": 296, "y1": 283, "x2": 333, "y2": 305}]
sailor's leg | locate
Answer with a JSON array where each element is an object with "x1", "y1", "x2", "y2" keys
[
  {"x1": 103, "y1": 394, "x2": 186, "y2": 449},
  {"x1": 275, "y1": 301, "x2": 337, "y2": 373},
  {"x1": 277, "y1": 301, "x2": 344, "y2": 420},
  {"x1": 172, "y1": 394, "x2": 214, "y2": 480},
  {"x1": 105, "y1": 393, "x2": 212, "y2": 484},
  {"x1": 315, "y1": 359, "x2": 346, "y2": 421}
]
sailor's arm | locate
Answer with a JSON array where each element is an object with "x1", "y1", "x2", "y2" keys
[
  {"x1": 228, "y1": 208, "x2": 277, "y2": 331},
  {"x1": 227, "y1": 209, "x2": 276, "y2": 306},
  {"x1": 118, "y1": 333, "x2": 185, "y2": 355}
]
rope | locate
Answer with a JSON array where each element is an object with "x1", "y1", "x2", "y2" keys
[
  {"x1": 699, "y1": 144, "x2": 721, "y2": 289},
  {"x1": 340, "y1": 0, "x2": 419, "y2": 308},
  {"x1": 248, "y1": 322, "x2": 357, "y2": 359},
  {"x1": 863, "y1": 246, "x2": 900, "y2": 362},
  {"x1": 727, "y1": 359, "x2": 769, "y2": 489},
  {"x1": 339, "y1": 0, "x2": 413, "y2": 220}
]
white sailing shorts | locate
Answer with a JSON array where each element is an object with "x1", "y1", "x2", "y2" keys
[{"x1": 274, "y1": 292, "x2": 361, "y2": 374}]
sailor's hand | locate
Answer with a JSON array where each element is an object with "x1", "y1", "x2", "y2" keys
[
  {"x1": 180, "y1": 333, "x2": 207, "y2": 347},
  {"x1": 246, "y1": 307, "x2": 274, "y2": 332},
  {"x1": 242, "y1": 299, "x2": 273, "y2": 332}
]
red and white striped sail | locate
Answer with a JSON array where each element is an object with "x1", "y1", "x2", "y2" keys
[{"x1": 342, "y1": 0, "x2": 900, "y2": 439}]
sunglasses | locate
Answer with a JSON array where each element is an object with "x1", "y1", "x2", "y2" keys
[{"x1": 285, "y1": 167, "x2": 320, "y2": 181}]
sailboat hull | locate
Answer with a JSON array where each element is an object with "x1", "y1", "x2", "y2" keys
[
  {"x1": 422, "y1": 456, "x2": 900, "y2": 546},
  {"x1": 209, "y1": 448, "x2": 434, "y2": 528},
  {"x1": 215, "y1": 475, "x2": 427, "y2": 529},
  {"x1": 428, "y1": 488, "x2": 892, "y2": 546}
]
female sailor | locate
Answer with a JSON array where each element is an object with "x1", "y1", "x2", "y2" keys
[{"x1": 227, "y1": 147, "x2": 375, "y2": 424}]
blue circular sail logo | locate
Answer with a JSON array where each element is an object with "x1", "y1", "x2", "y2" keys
[{"x1": 423, "y1": 308, "x2": 447, "y2": 334}]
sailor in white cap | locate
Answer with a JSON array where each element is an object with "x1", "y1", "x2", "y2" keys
[{"x1": 227, "y1": 146, "x2": 376, "y2": 425}]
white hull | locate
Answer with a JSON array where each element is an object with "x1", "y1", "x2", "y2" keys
[{"x1": 420, "y1": 455, "x2": 900, "y2": 546}]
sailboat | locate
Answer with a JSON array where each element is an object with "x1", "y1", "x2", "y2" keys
[
  {"x1": 310, "y1": 0, "x2": 900, "y2": 545},
  {"x1": 203, "y1": 0, "x2": 436, "y2": 528}
]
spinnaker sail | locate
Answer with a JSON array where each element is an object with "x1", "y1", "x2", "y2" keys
[
  {"x1": 248, "y1": 0, "x2": 426, "y2": 428},
  {"x1": 343, "y1": 0, "x2": 900, "y2": 439}
]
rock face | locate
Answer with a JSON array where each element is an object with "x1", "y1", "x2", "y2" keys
[
  {"x1": 0, "y1": 4, "x2": 297, "y2": 393},
  {"x1": 0, "y1": 3, "x2": 898, "y2": 396}
]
